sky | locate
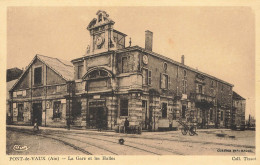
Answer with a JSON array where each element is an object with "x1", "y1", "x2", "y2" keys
[{"x1": 7, "y1": 6, "x2": 255, "y2": 118}]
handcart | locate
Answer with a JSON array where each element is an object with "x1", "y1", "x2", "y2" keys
[{"x1": 177, "y1": 120, "x2": 198, "y2": 136}]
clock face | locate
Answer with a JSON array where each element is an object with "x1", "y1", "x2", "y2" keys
[
  {"x1": 96, "y1": 36, "x2": 104, "y2": 48},
  {"x1": 143, "y1": 55, "x2": 148, "y2": 64}
]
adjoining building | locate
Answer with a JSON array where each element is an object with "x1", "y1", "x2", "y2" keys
[
  {"x1": 7, "y1": 67, "x2": 23, "y2": 82},
  {"x1": 9, "y1": 55, "x2": 74, "y2": 127},
  {"x1": 231, "y1": 91, "x2": 246, "y2": 130},
  {"x1": 8, "y1": 10, "x2": 246, "y2": 131}
]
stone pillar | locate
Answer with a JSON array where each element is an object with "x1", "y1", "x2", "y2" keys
[
  {"x1": 81, "y1": 97, "x2": 87, "y2": 128},
  {"x1": 149, "y1": 95, "x2": 160, "y2": 131},
  {"x1": 106, "y1": 96, "x2": 118, "y2": 130}
]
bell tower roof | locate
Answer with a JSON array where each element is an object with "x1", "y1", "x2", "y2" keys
[
  {"x1": 87, "y1": 10, "x2": 115, "y2": 30},
  {"x1": 85, "y1": 10, "x2": 127, "y2": 56}
]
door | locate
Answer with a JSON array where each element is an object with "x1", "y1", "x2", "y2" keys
[
  {"x1": 33, "y1": 103, "x2": 42, "y2": 126},
  {"x1": 142, "y1": 100, "x2": 148, "y2": 129},
  {"x1": 148, "y1": 107, "x2": 153, "y2": 130},
  {"x1": 162, "y1": 103, "x2": 167, "y2": 118},
  {"x1": 96, "y1": 107, "x2": 107, "y2": 129},
  {"x1": 89, "y1": 107, "x2": 107, "y2": 129},
  {"x1": 17, "y1": 104, "x2": 24, "y2": 121}
]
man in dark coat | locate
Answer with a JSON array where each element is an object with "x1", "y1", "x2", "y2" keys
[{"x1": 124, "y1": 118, "x2": 129, "y2": 133}]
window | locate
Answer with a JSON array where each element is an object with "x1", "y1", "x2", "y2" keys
[
  {"x1": 161, "y1": 74, "x2": 168, "y2": 89},
  {"x1": 53, "y1": 101, "x2": 61, "y2": 118},
  {"x1": 182, "y1": 105, "x2": 186, "y2": 118},
  {"x1": 34, "y1": 67, "x2": 42, "y2": 85},
  {"x1": 120, "y1": 99, "x2": 128, "y2": 116},
  {"x1": 221, "y1": 111, "x2": 224, "y2": 121},
  {"x1": 210, "y1": 109, "x2": 213, "y2": 120},
  {"x1": 198, "y1": 85, "x2": 203, "y2": 94},
  {"x1": 162, "y1": 103, "x2": 167, "y2": 118},
  {"x1": 122, "y1": 56, "x2": 128, "y2": 73},
  {"x1": 183, "y1": 70, "x2": 187, "y2": 77},
  {"x1": 211, "y1": 80, "x2": 214, "y2": 87},
  {"x1": 77, "y1": 65, "x2": 83, "y2": 79},
  {"x1": 56, "y1": 86, "x2": 61, "y2": 93},
  {"x1": 98, "y1": 14, "x2": 102, "y2": 22},
  {"x1": 182, "y1": 80, "x2": 187, "y2": 94},
  {"x1": 221, "y1": 84, "x2": 224, "y2": 91},
  {"x1": 142, "y1": 68, "x2": 152, "y2": 85},
  {"x1": 163, "y1": 62, "x2": 167, "y2": 71}
]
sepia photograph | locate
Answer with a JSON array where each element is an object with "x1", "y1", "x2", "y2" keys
[{"x1": 1, "y1": 2, "x2": 259, "y2": 165}]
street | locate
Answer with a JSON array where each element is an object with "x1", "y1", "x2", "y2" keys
[{"x1": 6, "y1": 126, "x2": 255, "y2": 155}]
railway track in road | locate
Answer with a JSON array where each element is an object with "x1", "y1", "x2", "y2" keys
[
  {"x1": 56, "y1": 132, "x2": 184, "y2": 155},
  {"x1": 49, "y1": 132, "x2": 162, "y2": 155},
  {"x1": 61, "y1": 130, "x2": 255, "y2": 149},
  {"x1": 8, "y1": 128, "x2": 162, "y2": 155},
  {"x1": 8, "y1": 128, "x2": 102, "y2": 155},
  {"x1": 7, "y1": 127, "x2": 255, "y2": 155}
]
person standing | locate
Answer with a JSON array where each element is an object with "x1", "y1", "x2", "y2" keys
[
  {"x1": 124, "y1": 118, "x2": 129, "y2": 133},
  {"x1": 33, "y1": 118, "x2": 39, "y2": 132}
]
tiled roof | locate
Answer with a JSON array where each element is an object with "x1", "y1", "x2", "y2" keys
[
  {"x1": 233, "y1": 91, "x2": 245, "y2": 100},
  {"x1": 6, "y1": 79, "x2": 18, "y2": 99},
  {"x1": 72, "y1": 45, "x2": 234, "y2": 87},
  {"x1": 37, "y1": 54, "x2": 74, "y2": 81}
]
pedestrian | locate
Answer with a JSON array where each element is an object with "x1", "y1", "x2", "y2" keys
[
  {"x1": 124, "y1": 118, "x2": 129, "y2": 133},
  {"x1": 33, "y1": 118, "x2": 39, "y2": 132},
  {"x1": 97, "y1": 118, "x2": 102, "y2": 132},
  {"x1": 67, "y1": 118, "x2": 71, "y2": 130}
]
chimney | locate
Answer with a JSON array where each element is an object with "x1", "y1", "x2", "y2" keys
[
  {"x1": 181, "y1": 55, "x2": 185, "y2": 65},
  {"x1": 145, "y1": 30, "x2": 153, "y2": 51}
]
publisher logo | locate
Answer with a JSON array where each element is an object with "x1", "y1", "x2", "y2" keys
[{"x1": 13, "y1": 145, "x2": 30, "y2": 151}]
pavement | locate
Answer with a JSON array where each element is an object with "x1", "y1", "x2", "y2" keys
[{"x1": 6, "y1": 124, "x2": 230, "y2": 137}]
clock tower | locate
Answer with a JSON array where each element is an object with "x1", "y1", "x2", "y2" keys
[{"x1": 86, "y1": 10, "x2": 127, "y2": 55}]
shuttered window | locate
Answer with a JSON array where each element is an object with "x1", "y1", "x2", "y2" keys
[
  {"x1": 142, "y1": 68, "x2": 148, "y2": 85},
  {"x1": 148, "y1": 70, "x2": 152, "y2": 85},
  {"x1": 143, "y1": 68, "x2": 152, "y2": 85}
]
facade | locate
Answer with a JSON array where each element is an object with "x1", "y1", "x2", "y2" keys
[
  {"x1": 231, "y1": 91, "x2": 246, "y2": 129},
  {"x1": 9, "y1": 55, "x2": 74, "y2": 127},
  {"x1": 6, "y1": 79, "x2": 18, "y2": 124},
  {"x1": 8, "y1": 10, "x2": 246, "y2": 131}
]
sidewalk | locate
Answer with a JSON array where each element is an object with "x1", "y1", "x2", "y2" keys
[{"x1": 6, "y1": 124, "x2": 230, "y2": 137}]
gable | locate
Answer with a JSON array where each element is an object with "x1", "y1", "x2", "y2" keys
[
  {"x1": 11, "y1": 57, "x2": 68, "y2": 91},
  {"x1": 14, "y1": 70, "x2": 29, "y2": 90},
  {"x1": 46, "y1": 66, "x2": 66, "y2": 85}
]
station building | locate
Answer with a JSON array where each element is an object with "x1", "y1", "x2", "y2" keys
[{"x1": 8, "y1": 10, "x2": 245, "y2": 130}]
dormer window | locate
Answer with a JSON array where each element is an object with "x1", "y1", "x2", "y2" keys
[{"x1": 98, "y1": 14, "x2": 102, "y2": 22}]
